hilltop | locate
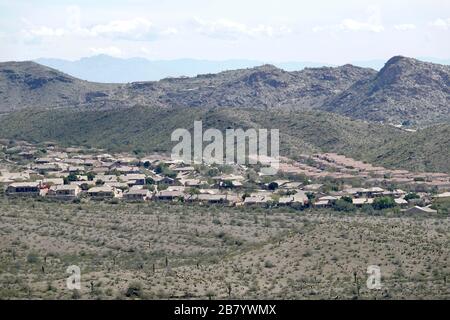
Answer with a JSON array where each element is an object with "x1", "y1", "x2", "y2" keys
[
  {"x1": 323, "y1": 56, "x2": 450, "y2": 125},
  {"x1": 0, "y1": 61, "x2": 116, "y2": 113}
]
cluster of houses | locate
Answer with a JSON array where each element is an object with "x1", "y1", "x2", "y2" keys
[
  {"x1": 281, "y1": 153, "x2": 450, "y2": 192},
  {"x1": 0, "y1": 140, "x2": 449, "y2": 214}
]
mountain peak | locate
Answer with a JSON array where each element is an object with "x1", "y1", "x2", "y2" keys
[
  {"x1": 384, "y1": 55, "x2": 412, "y2": 65},
  {"x1": 249, "y1": 64, "x2": 283, "y2": 72}
]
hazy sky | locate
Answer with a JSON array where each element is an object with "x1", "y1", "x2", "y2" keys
[{"x1": 1, "y1": 0, "x2": 449, "y2": 63}]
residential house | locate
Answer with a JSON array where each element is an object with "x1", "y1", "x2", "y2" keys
[
  {"x1": 279, "y1": 193, "x2": 309, "y2": 206},
  {"x1": 281, "y1": 182, "x2": 303, "y2": 189},
  {"x1": 120, "y1": 174, "x2": 146, "y2": 186},
  {"x1": 6, "y1": 182, "x2": 43, "y2": 196},
  {"x1": 105, "y1": 182, "x2": 129, "y2": 190},
  {"x1": 123, "y1": 189, "x2": 152, "y2": 201},
  {"x1": 154, "y1": 190, "x2": 184, "y2": 201},
  {"x1": 35, "y1": 157, "x2": 53, "y2": 164},
  {"x1": 114, "y1": 166, "x2": 140, "y2": 174},
  {"x1": 352, "y1": 198, "x2": 374, "y2": 206},
  {"x1": 95, "y1": 175, "x2": 118, "y2": 183},
  {"x1": 88, "y1": 186, "x2": 122, "y2": 199},
  {"x1": 303, "y1": 184, "x2": 323, "y2": 192},
  {"x1": 244, "y1": 195, "x2": 271, "y2": 206},
  {"x1": 394, "y1": 198, "x2": 408, "y2": 207},
  {"x1": 70, "y1": 181, "x2": 96, "y2": 190},
  {"x1": 33, "y1": 164, "x2": 60, "y2": 174},
  {"x1": 48, "y1": 185, "x2": 81, "y2": 200},
  {"x1": 151, "y1": 175, "x2": 175, "y2": 186},
  {"x1": 42, "y1": 178, "x2": 64, "y2": 186},
  {"x1": 173, "y1": 166, "x2": 195, "y2": 173},
  {"x1": 185, "y1": 194, "x2": 240, "y2": 206},
  {"x1": 68, "y1": 166, "x2": 85, "y2": 173},
  {"x1": 167, "y1": 186, "x2": 187, "y2": 192},
  {"x1": 179, "y1": 178, "x2": 202, "y2": 187},
  {"x1": 314, "y1": 200, "x2": 331, "y2": 208}
]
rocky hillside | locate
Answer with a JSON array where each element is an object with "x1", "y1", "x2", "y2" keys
[
  {"x1": 0, "y1": 56, "x2": 449, "y2": 125},
  {"x1": 0, "y1": 61, "x2": 117, "y2": 113},
  {"x1": 130, "y1": 64, "x2": 375, "y2": 110},
  {"x1": 322, "y1": 56, "x2": 450, "y2": 125}
]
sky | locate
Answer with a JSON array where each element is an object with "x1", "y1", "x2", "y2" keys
[{"x1": 1, "y1": 0, "x2": 449, "y2": 64}]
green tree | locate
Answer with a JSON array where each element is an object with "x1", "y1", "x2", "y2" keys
[
  {"x1": 372, "y1": 197, "x2": 396, "y2": 210},
  {"x1": 404, "y1": 193, "x2": 420, "y2": 201},
  {"x1": 86, "y1": 172, "x2": 95, "y2": 181},
  {"x1": 267, "y1": 182, "x2": 279, "y2": 191}
]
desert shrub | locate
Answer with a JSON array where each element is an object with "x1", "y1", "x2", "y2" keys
[
  {"x1": 361, "y1": 204, "x2": 376, "y2": 215},
  {"x1": 109, "y1": 198, "x2": 120, "y2": 205},
  {"x1": 264, "y1": 260, "x2": 275, "y2": 268},
  {"x1": 125, "y1": 281, "x2": 143, "y2": 298},
  {"x1": 372, "y1": 197, "x2": 396, "y2": 210},
  {"x1": 71, "y1": 289, "x2": 81, "y2": 299},
  {"x1": 268, "y1": 182, "x2": 279, "y2": 191},
  {"x1": 404, "y1": 193, "x2": 420, "y2": 201},
  {"x1": 333, "y1": 199, "x2": 356, "y2": 212},
  {"x1": 26, "y1": 252, "x2": 39, "y2": 264}
]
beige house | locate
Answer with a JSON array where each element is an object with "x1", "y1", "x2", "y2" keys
[
  {"x1": 394, "y1": 198, "x2": 408, "y2": 206},
  {"x1": 279, "y1": 193, "x2": 309, "y2": 206},
  {"x1": 123, "y1": 189, "x2": 151, "y2": 201},
  {"x1": 6, "y1": 182, "x2": 42, "y2": 196},
  {"x1": 120, "y1": 174, "x2": 146, "y2": 186},
  {"x1": 88, "y1": 186, "x2": 122, "y2": 199},
  {"x1": 105, "y1": 182, "x2": 129, "y2": 190},
  {"x1": 95, "y1": 175, "x2": 118, "y2": 183},
  {"x1": 48, "y1": 185, "x2": 81, "y2": 199},
  {"x1": 244, "y1": 196, "x2": 270, "y2": 206},
  {"x1": 42, "y1": 178, "x2": 65, "y2": 186},
  {"x1": 352, "y1": 198, "x2": 374, "y2": 206},
  {"x1": 314, "y1": 200, "x2": 331, "y2": 208},
  {"x1": 155, "y1": 190, "x2": 184, "y2": 201},
  {"x1": 185, "y1": 194, "x2": 240, "y2": 206}
]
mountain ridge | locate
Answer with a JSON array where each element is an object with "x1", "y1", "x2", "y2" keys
[{"x1": 0, "y1": 56, "x2": 449, "y2": 126}]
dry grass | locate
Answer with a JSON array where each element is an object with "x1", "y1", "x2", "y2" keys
[{"x1": 0, "y1": 196, "x2": 448, "y2": 300}]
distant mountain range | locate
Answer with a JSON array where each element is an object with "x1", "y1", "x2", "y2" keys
[
  {"x1": 34, "y1": 55, "x2": 334, "y2": 83},
  {"x1": 33, "y1": 55, "x2": 450, "y2": 83}
]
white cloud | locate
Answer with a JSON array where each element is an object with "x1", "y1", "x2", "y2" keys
[
  {"x1": 394, "y1": 24, "x2": 416, "y2": 31},
  {"x1": 192, "y1": 17, "x2": 292, "y2": 39},
  {"x1": 86, "y1": 18, "x2": 155, "y2": 39},
  {"x1": 27, "y1": 26, "x2": 66, "y2": 37},
  {"x1": 20, "y1": 6, "x2": 176, "y2": 42},
  {"x1": 430, "y1": 18, "x2": 450, "y2": 29},
  {"x1": 89, "y1": 46, "x2": 123, "y2": 57},
  {"x1": 313, "y1": 6, "x2": 384, "y2": 33},
  {"x1": 339, "y1": 19, "x2": 384, "y2": 32}
]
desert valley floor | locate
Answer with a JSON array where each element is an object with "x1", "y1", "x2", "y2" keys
[{"x1": 0, "y1": 198, "x2": 448, "y2": 300}]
